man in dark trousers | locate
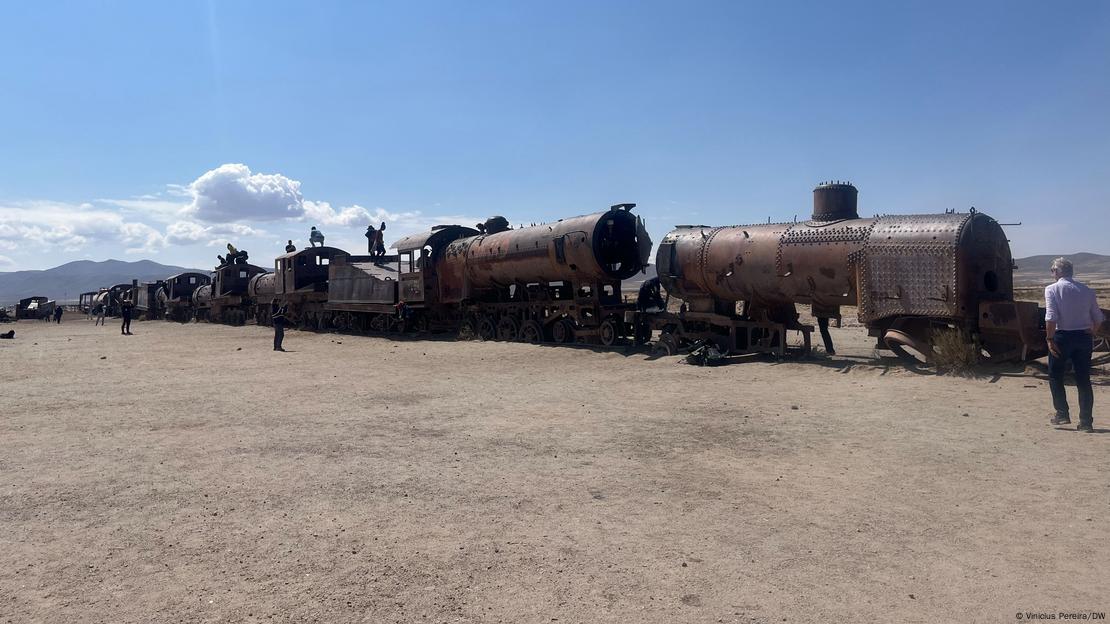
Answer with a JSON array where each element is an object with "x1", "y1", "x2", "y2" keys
[
  {"x1": 636, "y1": 277, "x2": 664, "y2": 312},
  {"x1": 365, "y1": 224, "x2": 378, "y2": 254},
  {"x1": 1045, "y1": 257, "x2": 1105, "y2": 432},
  {"x1": 53, "y1": 305, "x2": 63, "y2": 323},
  {"x1": 374, "y1": 222, "x2": 387, "y2": 257},
  {"x1": 120, "y1": 293, "x2": 134, "y2": 335},
  {"x1": 272, "y1": 302, "x2": 288, "y2": 351}
]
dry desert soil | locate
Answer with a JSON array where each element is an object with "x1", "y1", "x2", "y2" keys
[{"x1": 2, "y1": 318, "x2": 1108, "y2": 623}]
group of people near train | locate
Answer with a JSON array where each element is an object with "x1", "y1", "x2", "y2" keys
[{"x1": 280, "y1": 223, "x2": 387, "y2": 259}]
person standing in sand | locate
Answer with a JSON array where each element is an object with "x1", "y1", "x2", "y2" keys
[
  {"x1": 1045, "y1": 257, "x2": 1105, "y2": 432},
  {"x1": 272, "y1": 302, "x2": 288, "y2": 351},
  {"x1": 120, "y1": 294, "x2": 134, "y2": 335}
]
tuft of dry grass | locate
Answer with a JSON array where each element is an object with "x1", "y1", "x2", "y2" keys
[{"x1": 931, "y1": 327, "x2": 980, "y2": 373}]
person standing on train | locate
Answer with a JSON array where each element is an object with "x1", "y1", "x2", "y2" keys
[
  {"x1": 365, "y1": 224, "x2": 378, "y2": 254},
  {"x1": 1045, "y1": 257, "x2": 1105, "y2": 432},
  {"x1": 285, "y1": 240, "x2": 296, "y2": 253},
  {"x1": 374, "y1": 222, "x2": 387, "y2": 257}
]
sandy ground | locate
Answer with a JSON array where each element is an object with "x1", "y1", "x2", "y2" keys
[{"x1": 2, "y1": 317, "x2": 1108, "y2": 624}]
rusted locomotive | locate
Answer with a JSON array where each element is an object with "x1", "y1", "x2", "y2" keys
[
  {"x1": 250, "y1": 205, "x2": 652, "y2": 343},
  {"x1": 146, "y1": 206, "x2": 646, "y2": 343},
  {"x1": 437, "y1": 205, "x2": 652, "y2": 343},
  {"x1": 204, "y1": 261, "x2": 268, "y2": 325},
  {"x1": 131, "y1": 279, "x2": 167, "y2": 320},
  {"x1": 107, "y1": 182, "x2": 1101, "y2": 366},
  {"x1": 15, "y1": 296, "x2": 51, "y2": 320},
  {"x1": 162, "y1": 272, "x2": 210, "y2": 322},
  {"x1": 654, "y1": 182, "x2": 1051, "y2": 362}
]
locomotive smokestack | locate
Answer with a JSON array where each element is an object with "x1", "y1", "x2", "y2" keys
[{"x1": 812, "y1": 181, "x2": 858, "y2": 221}]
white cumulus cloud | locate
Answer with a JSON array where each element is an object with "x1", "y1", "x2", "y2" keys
[
  {"x1": 165, "y1": 220, "x2": 262, "y2": 246},
  {"x1": 0, "y1": 201, "x2": 153, "y2": 253},
  {"x1": 119, "y1": 222, "x2": 166, "y2": 254},
  {"x1": 184, "y1": 163, "x2": 304, "y2": 222},
  {"x1": 302, "y1": 201, "x2": 373, "y2": 227}
]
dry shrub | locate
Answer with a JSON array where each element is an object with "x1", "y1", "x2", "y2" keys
[{"x1": 931, "y1": 327, "x2": 980, "y2": 373}]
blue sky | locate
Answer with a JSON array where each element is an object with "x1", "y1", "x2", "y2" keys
[{"x1": 1, "y1": 1, "x2": 1108, "y2": 271}]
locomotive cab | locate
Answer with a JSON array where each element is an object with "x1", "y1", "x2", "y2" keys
[
  {"x1": 394, "y1": 225, "x2": 481, "y2": 306},
  {"x1": 275, "y1": 246, "x2": 348, "y2": 295}
]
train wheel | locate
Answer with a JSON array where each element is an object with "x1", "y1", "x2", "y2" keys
[
  {"x1": 369, "y1": 314, "x2": 387, "y2": 333},
  {"x1": 497, "y1": 317, "x2": 519, "y2": 341},
  {"x1": 652, "y1": 332, "x2": 678, "y2": 356},
  {"x1": 599, "y1": 317, "x2": 620, "y2": 347},
  {"x1": 458, "y1": 319, "x2": 476, "y2": 340},
  {"x1": 477, "y1": 316, "x2": 497, "y2": 341},
  {"x1": 519, "y1": 320, "x2": 543, "y2": 344},
  {"x1": 551, "y1": 319, "x2": 574, "y2": 344},
  {"x1": 885, "y1": 330, "x2": 933, "y2": 365},
  {"x1": 711, "y1": 334, "x2": 733, "y2": 357}
]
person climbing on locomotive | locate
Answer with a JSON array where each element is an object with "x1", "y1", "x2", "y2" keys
[
  {"x1": 309, "y1": 226, "x2": 325, "y2": 247},
  {"x1": 285, "y1": 240, "x2": 296, "y2": 253},
  {"x1": 1045, "y1": 257, "x2": 1105, "y2": 432}
]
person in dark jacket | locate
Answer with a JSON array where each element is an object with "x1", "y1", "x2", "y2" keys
[
  {"x1": 636, "y1": 277, "x2": 664, "y2": 312},
  {"x1": 374, "y1": 222, "x2": 387, "y2": 257},
  {"x1": 285, "y1": 240, "x2": 296, "y2": 253},
  {"x1": 53, "y1": 305, "x2": 63, "y2": 323},
  {"x1": 120, "y1": 295, "x2": 134, "y2": 335},
  {"x1": 272, "y1": 302, "x2": 288, "y2": 351},
  {"x1": 365, "y1": 224, "x2": 378, "y2": 254}
]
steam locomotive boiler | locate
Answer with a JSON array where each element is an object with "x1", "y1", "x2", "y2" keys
[
  {"x1": 436, "y1": 204, "x2": 652, "y2": 344},
  {"x1": 655, "y1": 182, "x2": 1030, "y2": 362}
]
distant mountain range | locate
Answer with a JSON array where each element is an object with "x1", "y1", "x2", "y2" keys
[
  {"x1": 1013, "y1": 252, "x2": 1110, "y2": 285},
  {"x1": 0, "y1": 259, "x2": 207, "y2": 305}
]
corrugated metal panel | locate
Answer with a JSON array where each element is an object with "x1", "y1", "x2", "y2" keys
[{"x1": 327, "y1": 261, "x2": 398, "y2": 305}]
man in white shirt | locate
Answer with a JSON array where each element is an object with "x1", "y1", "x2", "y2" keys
[{"x1": 1045, "y1": 257, "x2": 1105, "y2": 432}]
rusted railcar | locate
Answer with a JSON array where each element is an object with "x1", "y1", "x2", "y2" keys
[
  {"x1": 435, "y1": 205, "x2": 652, "y2": 344},
  {"x1": 105, "y1": 283, "x2": 134, "y2": 317},
  {"x1": 162, "y1": 272, "x2": 210, "y2": 322},
  {"x1": 653, "y1": 182, "x2": 1066, "y2": 363},
  {"x1": 16, "y1": 296, "x2": 50, "y2": 320},
  {"x1": 131, "y1": 279, "x2": 167, "y2": 320},
  {"x1": 324, "y1": 253, "x2": 403, "y2": 331},
  {"x1": 207, "y1": 261, "x2": 267, "y2": 325},
  {"x1": 77, "y1": 291, "x2": 99, "y2": 314},
  {"x1": 322, "y1": 226, "x2": 478, "y2": 332}
]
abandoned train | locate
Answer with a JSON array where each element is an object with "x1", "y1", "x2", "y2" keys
[{"x1": 113, "y1": 183, "x2": 1110, "y2": 364}]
